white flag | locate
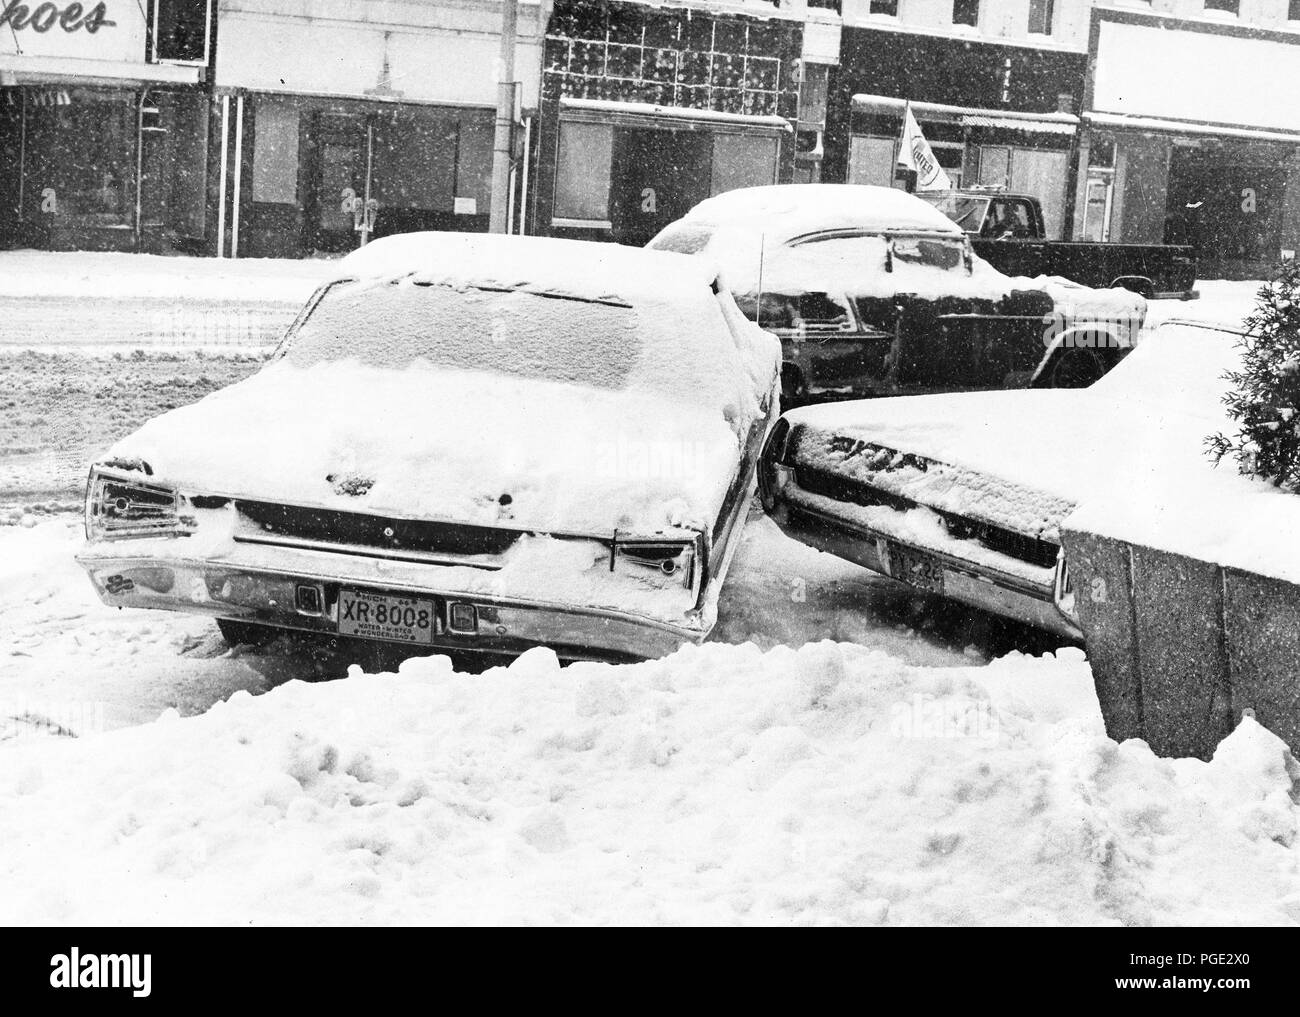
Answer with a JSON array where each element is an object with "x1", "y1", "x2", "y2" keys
[{"x1": 898, "y1": 104, "x2": 953, "y2": 191}]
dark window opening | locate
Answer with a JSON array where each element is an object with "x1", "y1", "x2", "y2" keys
[
  {"x1": 953, "y1": 0, "x2": 979, "y2": 27},
  {"x1": 153, "y1": 0, "x2": 210, "y2": 64},
  {"x1": 869, "y1": 0, "x2": 900, "y2": 16},
  {"x1": 1204, "y1": 0, "x2": 1240, "y2": 13},
  {"x1": 1027, "y1": 0, "x2": 1054, "y2": 34}
]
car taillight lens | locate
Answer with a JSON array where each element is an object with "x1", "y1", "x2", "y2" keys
[
  {"x1": 614, "y1": 540, "x2": 699, "y2": 594},
  {"x1": 1052, "y1": 548, "x2": 1078, "y2": 626},
  {"x1": 85, "y1": 467, "x2": 189, "y2": 541}
]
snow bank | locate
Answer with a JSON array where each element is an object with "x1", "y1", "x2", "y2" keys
[
  {"x1": 2, "y1": 640, "x2": 1297, "y2": 925},
  {"x1": 0, "y1": 250, "x2": 332, "y2": 305},
  {"x1": 1067, "y1": 321, "x2": 1300, "y2": 584}
]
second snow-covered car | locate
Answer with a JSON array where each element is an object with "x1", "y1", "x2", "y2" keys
[
  {"x1": 648, "y1": 184, "x2": 1146, "y2": 404},
  {"x1": 758, "y1": 320, "x2": 1238, "y2": 639},
  {"x1": 77, "y1": 233, "x2": 781, "y2": 663}
]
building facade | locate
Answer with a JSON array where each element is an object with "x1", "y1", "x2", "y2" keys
[
  {"x1": 212, "y1": 0, "x2": 544, "y2": 258},
  {"x1": 1077, "y1": 3, "x2": 1300, "y2": 278},
  {"x1": 531, "y1": 0, "x2": 803, "y2": 245},
  {"x1": 0, "y1": 0, "x2": 215, "y2": 253},
  {"x1": 7, "y1": 0, "x2": 1300, "y2": 275}
]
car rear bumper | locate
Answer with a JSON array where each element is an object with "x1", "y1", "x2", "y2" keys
[
  {"x1": 768, "y1": 497, "x2": 1081, "y2": 640},
  {"x1": 76, "y1": 542, "x2": 706, "y2": 664}
]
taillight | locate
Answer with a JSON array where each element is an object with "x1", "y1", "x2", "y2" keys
[
  {"x1": 1052, "y1": 547, "x2": 1078, "y2": 626},
  {"x1": 85, "y1": 466, "x2": 190, "y2": 541},
  {"x1": 617, "y1": 540, "x2": 695, "y2": 583}
]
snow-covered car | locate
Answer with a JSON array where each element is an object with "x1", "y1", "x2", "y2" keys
[
  {"x1": 757, "y1": 320, "x2": 1238, "y2": 639},
  {"x1": 647, "y1": 184, "x2": 1146, "y2": 404},
  {"x1": 77, "y1": 233, "x2": 781, "y2": 663}
]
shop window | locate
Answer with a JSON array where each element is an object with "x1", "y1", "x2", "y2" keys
[
  {"x1": 152, "y1": 0, "x2": 212, "y2": 65},
  {"x1": 1027, "y1": 0, "x2": 1054, "y2": 35},
  {"x1": 374, "y1": 112, "x2": 456, "y2": 214},
  {"x1": 711, "y1": 133, "x2": 779, "y2": 196},
  {"x1": 554, "y1": 121, "x2": 613, "y2": 224},
  {"x1": 978, "y1": 146, "x2": 1067, "y2": 239},
  {"x1": 799, "y1": 65, "x2": 830, "y2": 130},
  {"x1": 456, "y1": 120, "x2": 494, "y2": 218},
  {"x1": 847, "y1": 135, "x2": 897, "y2": 187},
  {"x1": 952, "y1": 0, "x2": 979, "y2": 27},
  {"x1": 1090, "y1": 139, "x2": 1116, "y2": 170},
  {"x1": 1203, "y1": 0, "x2": 1239, "y2": 14},
  {"x1": 251, "y1": 102, "x2": 300, "y2": 206},
  {"x1": 977, "y1": 146, "x2": 1009, "y2": 189},
  {"x1": 26, "y1": 90, "x2": 135, "y2": 226},
  {"x1": 931, "y1": 142, "x2": 964, "y2": 188},
  {"x1": 869, "y1": 0, "x2": 900, "y2": 15}
]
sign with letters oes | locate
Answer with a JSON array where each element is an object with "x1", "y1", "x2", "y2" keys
[{"x1": 0, "y1": 2, "x2": 147, "y2": 65}]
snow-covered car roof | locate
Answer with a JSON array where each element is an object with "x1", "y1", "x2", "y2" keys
[
  {"x1": 336, "y1": 231, "x2": 721, "y2": 308},
  {"x1": 675, "y1": 184, "x2": 964, "y2": 239}
]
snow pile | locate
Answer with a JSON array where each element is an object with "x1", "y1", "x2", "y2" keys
[
  {"x1": 2, "y1": 640, "x2": 1298, "y2": 925},
  {"x1": 1067, "y1": 320, "x2": 1300, "y2": 583}
]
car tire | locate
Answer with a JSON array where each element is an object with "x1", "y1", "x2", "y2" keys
[
  {"x1": 216, "y1": 618, "x2": 280, "y2": 648},
  {"x1": 1040, "y1": 348, "x2": 1109, "y2": 389},
  {"x1": 781, "y1": 366, "x2": 806, "y2": 406}
]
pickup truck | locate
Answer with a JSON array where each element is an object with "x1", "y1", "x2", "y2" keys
[{"x1": 919, "y1": 190, "x2": 1198, "y2": 301}]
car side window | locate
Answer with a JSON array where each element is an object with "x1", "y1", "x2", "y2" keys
[{"x1": 794, "y1": 292, "x2": 853, "y2": 331}]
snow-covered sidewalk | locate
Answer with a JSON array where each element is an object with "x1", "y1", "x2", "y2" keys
[{"x1": 0, "y1": 250, "x2": 334, "y2": 306}]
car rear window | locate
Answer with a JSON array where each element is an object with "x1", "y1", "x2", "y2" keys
[{"x1": 277, "y1": 279, "x2": 640, "y2": 390}]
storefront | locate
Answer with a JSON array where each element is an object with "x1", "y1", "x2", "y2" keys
[
  {"x1": 0, "y1": 1, "x2": 213, "y2": 253},
  {"x1": 826, "y1": 26, "x2": 1087, "y2": 240},
  {"x1": 1079, "y1": 7, "x2": 1300, "y2": 278},
  {"x1": 213, "y1": 0, "x2": 542, "y2": 258},
  {"x1": 535, "y1": 0, "x2": 801, "y2": 246}
]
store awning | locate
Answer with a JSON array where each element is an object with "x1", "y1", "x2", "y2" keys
[
  {"x1": 851, "y1": 93, "x2": 1078, "y2": 135},
  {"x1": 1083, "y1": 111, "x2": 1300, "y2": 146},
  {"x1": 0, "y1": 55, "x2": 201, "y2": 87},
  {"x1": 559, "y1": 97, "x2": 793, "y2": 132}
]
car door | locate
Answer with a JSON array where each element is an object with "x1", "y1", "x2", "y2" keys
[{"x1": 781, "y1": 234, "x2": 896, "y2": 396}]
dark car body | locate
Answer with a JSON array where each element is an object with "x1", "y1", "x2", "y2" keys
[
  {"x1": 648, "y1": 185, "x2": 1146, "y2": 405},
  {"x1": 921, "y1": 190, "x2": 1198, "y2": 300}
]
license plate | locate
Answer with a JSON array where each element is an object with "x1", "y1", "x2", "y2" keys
[
  {"x1": 887, "y1": 545, "x2": 945, "y2": 595},
  {"x1": 338, "y1": 589, "x2": 436, "y2": 644}
]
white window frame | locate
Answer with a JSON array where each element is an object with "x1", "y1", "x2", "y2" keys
[{"x1": 150, "y1": 0, "x2": 214, "y2": 68}]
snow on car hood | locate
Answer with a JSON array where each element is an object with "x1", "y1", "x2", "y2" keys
[
  {"x1": 107, "y1": 359, "x2": 748, "y2": 536},
  {"x1": 784, "y1": 323, "x2": 1239, "y2": 541}
]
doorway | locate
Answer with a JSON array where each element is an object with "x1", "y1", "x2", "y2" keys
[{"x1": 310, "y1": 112, "x2": 374, "y2": 253}]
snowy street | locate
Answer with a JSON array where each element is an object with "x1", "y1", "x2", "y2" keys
[{"x1": 4, "y1": 250, "x2": 1292, "y2": 925}]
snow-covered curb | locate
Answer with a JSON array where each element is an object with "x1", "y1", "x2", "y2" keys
[{"x1": 2, "y1": 640, "x2": 1297, "y2": 925}]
